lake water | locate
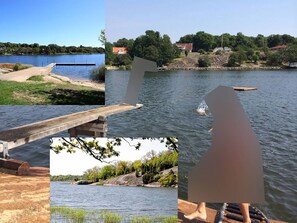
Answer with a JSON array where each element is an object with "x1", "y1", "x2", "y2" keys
[
  {"x1": 105, "y1": 70, "x2": 297, "y2": 222},
  {"x1": 50, "y1": 182, "x2": 177, "y2": 222},
  {"x1": 0, "y1": 70, "x2": 296, "y2": 222},
  {"x1": 0, "y1": 54, "x2": 104, "y2": 79}
]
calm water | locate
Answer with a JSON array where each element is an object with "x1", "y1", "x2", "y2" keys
[
  {"x1": 0, "y1": 54, "x2": 104, "y2": 79},
  {"x1": 106, "y1": 70, "x2": 297, "y2": 222},
  {"x1": 50, "y1": 182, "x2": 177, "y2": 222}
]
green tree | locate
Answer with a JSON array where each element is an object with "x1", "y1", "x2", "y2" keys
[
  {"x1": 99, "y1": 165, "x2": 116, "y2": 180},
  {"x1": 267, "y1": 51, "x2": 284, "y2": 66},
  {"x1": 130, "y1": 30, "x2": 178, "y2": 66},
  {"x1": 193, "y1": 31, "x2": 214, "y2": 51}
]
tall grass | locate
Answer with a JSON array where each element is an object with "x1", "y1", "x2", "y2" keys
[
  {"x1": 90, "y1": 65, "x2": 105, "y2": 82},
  {"x1": 100, "y1": 210, "x2": 122, "y2": 223},
  {"x1": 51, "y1": 206, "x2": 177, "y2": 223},
  {"x1": 51, "y1": 206, "x2": 86, "y2": 223}
]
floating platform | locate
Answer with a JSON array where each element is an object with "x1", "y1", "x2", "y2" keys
[
  {"x1": 178, "y1": 199, "x2": 287, "y2": 223},
  {"x1": 233, "y1": 86, "x2": 257, "y2": 91},
  {"x1": 0, "y1": 104, "x2": 142, "y2": 154},
  {"x1": 55, "y1": 63, "x2": 96, "y2": 66}
]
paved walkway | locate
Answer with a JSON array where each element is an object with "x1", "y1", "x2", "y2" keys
[{"x1": 0, "y1": 63, "x2": 55, "y2": 82}]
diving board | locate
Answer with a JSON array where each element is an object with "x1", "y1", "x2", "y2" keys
[{"x1": 0, "y1": 104, "x2": 142, "y2": 157}]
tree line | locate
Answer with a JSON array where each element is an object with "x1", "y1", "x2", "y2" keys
[
  {"x1": 0, "y1": 42, "x2": 104, "y2": 55},
  {"x1": 51, "y1": 149, "x2": 178, "y2": 187},
  {"x1": 178, "y1": 31, "x2": 297, "y2": 52},
  {"x1": 107, "y1": 30, "x2": 297, "y2": 68}
]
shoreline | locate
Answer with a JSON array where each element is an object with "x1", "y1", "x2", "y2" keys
[{"x1": 106, "y1": 65, "x2": 292, "y2": 71}]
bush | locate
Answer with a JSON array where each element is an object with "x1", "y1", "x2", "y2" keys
[
  {"x1": 267, "y1": 52, "x2": 284, "y2": 66},
  {"x1": 13, "y1": 63, "x2": 32, "y2": 71},
  {"x1": 198, "y1": 58, "x2": 211, "y2": 67},
  {"x1": 198, "y1": 49, "x2": 206, "y2": 54},
  {"x1": 227, "y1": 53, "x2": 239, "y2": 67},
  {"x1": 142, "y1": 173, "x2": 155, "y2": 184},
  {"x1": 158, "y1": 170, "x2": 177, "y2": 187},
  {"x1": 90, "y1": 65, "x2": 105, "y2": 82}
]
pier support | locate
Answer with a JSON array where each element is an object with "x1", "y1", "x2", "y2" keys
[
  {"x1": 68, "y1": 116, "x2": 107, "y2": 137},
  {"x1": 0, "y1": 140, "x2": 9, "y2": 159}
]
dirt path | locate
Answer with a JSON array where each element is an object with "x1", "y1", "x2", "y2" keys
[
  {"x1": 0, "y1": 64, "x2": 55, "y2": 82},
  {"x1": 0, "y1": 169, "x2": 50, "y2": 223}
]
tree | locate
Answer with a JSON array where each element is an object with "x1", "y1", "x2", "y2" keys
[
  {"x1": 105, "y1": 42, "x2": 115, "y2": 65},
  {"x1": 177, "y1": 34, "x2": 194, "y2": 43},
  {"x1": 130, "y1": 30, "x2": 179, "y2": 66},
  {"x1": 99, "y1": 29, "x2": 106, "y2": 47},
  {"x1": 267, "y1": 34, "x2": 283, "y2": 48},
  {"x1": 193, "y1": 31, "x2": 214, "y2": 51},
  {"x1": 283, "y1": 45, "x2": 297, "y2": 63},
  {"x1": 98, "y1": 165, "x2": 116, "y2": 180},
  {"x1": 267, "y1": 51, "x2": 284, "y2": 66}
]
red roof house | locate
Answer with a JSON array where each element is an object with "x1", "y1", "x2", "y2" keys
[
  {"x1": 270, "y1": 45, "x2": 287, "y2": 51},
  {"x1": 175, "y1": 43, "x2": 193, "y2": 52},
  {"x1": 112, "y1": 47, "x2": 128, "y2": 54}
]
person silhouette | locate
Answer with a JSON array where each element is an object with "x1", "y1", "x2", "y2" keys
[{"x1": 185, "y1": 86, "x2": 265, "y2": 222}]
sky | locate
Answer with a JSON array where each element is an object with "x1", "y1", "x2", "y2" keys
[
  {"x1": 50, "y1": 138, "x2": 173, "y2": 175},
  {"x1": 106, "y1": 0, "x2": 297, "y2": 43},
  {"x1": 0, "y1": 0, "x2": 104, "y2": 47}
]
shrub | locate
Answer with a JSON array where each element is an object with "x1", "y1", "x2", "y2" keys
[
  {"x1": 142, "y1": 173, "x2": 155, "y2": 184},
  {"x1": 227, "y1": 53, "x2": 239, "y2": 67},
  {"x1": 158, "y1": 170, "x2": 177, "y2": 187},
  {"x1": 198, "y1": 58, "x2": 211, "y2": 67},
  {"x1": 198, "y1": 49, "x2": 206, "y2": 54},
  {"x1": 267, "y1": 52, "x2": 284, "y2": 66},
  {"x1": 13, "y1": 63, "x2": 32, "y2": 71},
  {"x1": 90, "y1": 65, "x2": 105, "y2": 82}
]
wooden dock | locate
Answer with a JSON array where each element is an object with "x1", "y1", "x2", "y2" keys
[
  {"x1": 233, "y1": 86, "x2": 257, "y2": 91},
  {"x1": 0, "y1": 104, "x2": 142, "y2": 154},
  {"x1": 178, "y1": 199, "x2": 287, "y2": 223},
  {"x1": 55, "y1": 63, "x2": 96, "y2": 66}
]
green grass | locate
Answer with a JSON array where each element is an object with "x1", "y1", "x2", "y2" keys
[
  {"x1": 0, "y1": 80, "x2": 104, "y2": 105},
  {"x1": 27, "y1": 75, "x2": 44, "y2": 81}
]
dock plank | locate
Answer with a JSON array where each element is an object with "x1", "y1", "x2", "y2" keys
[
  {"x1": 178, "y1": 199, "x2": 287, "y2": 223},
  {"x1": 0, "y1": 104, "x2": 142, "y2": 150}
]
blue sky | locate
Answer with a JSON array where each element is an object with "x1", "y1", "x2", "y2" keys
[
  {"x1": 0, "y1": 0, "x2": 104, "y2": 47},
  {"x1": 107, "y1": 0, "x2": 297, "y2": 43}
]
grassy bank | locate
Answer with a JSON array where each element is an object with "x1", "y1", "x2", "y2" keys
[
  {"x1": 51, "y1": 206, "x2": 177, "y2": 223},
  {"x1": 0, "y1": 80, "x2": 104, "y2": 105}
]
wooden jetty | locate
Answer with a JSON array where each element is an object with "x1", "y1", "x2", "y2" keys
[
  {"x1": 55, "y1": 63, "x2": 96, "y2": 66},
  {"x1": 178, "y1": 199, "x2": 287, "y2": 223},
  {"x1": 0, "y1": 104, "x2": 142, "y2": 157},
  {"x1": 233, "y1": 86, "x2": 257, "y2": 91}
]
